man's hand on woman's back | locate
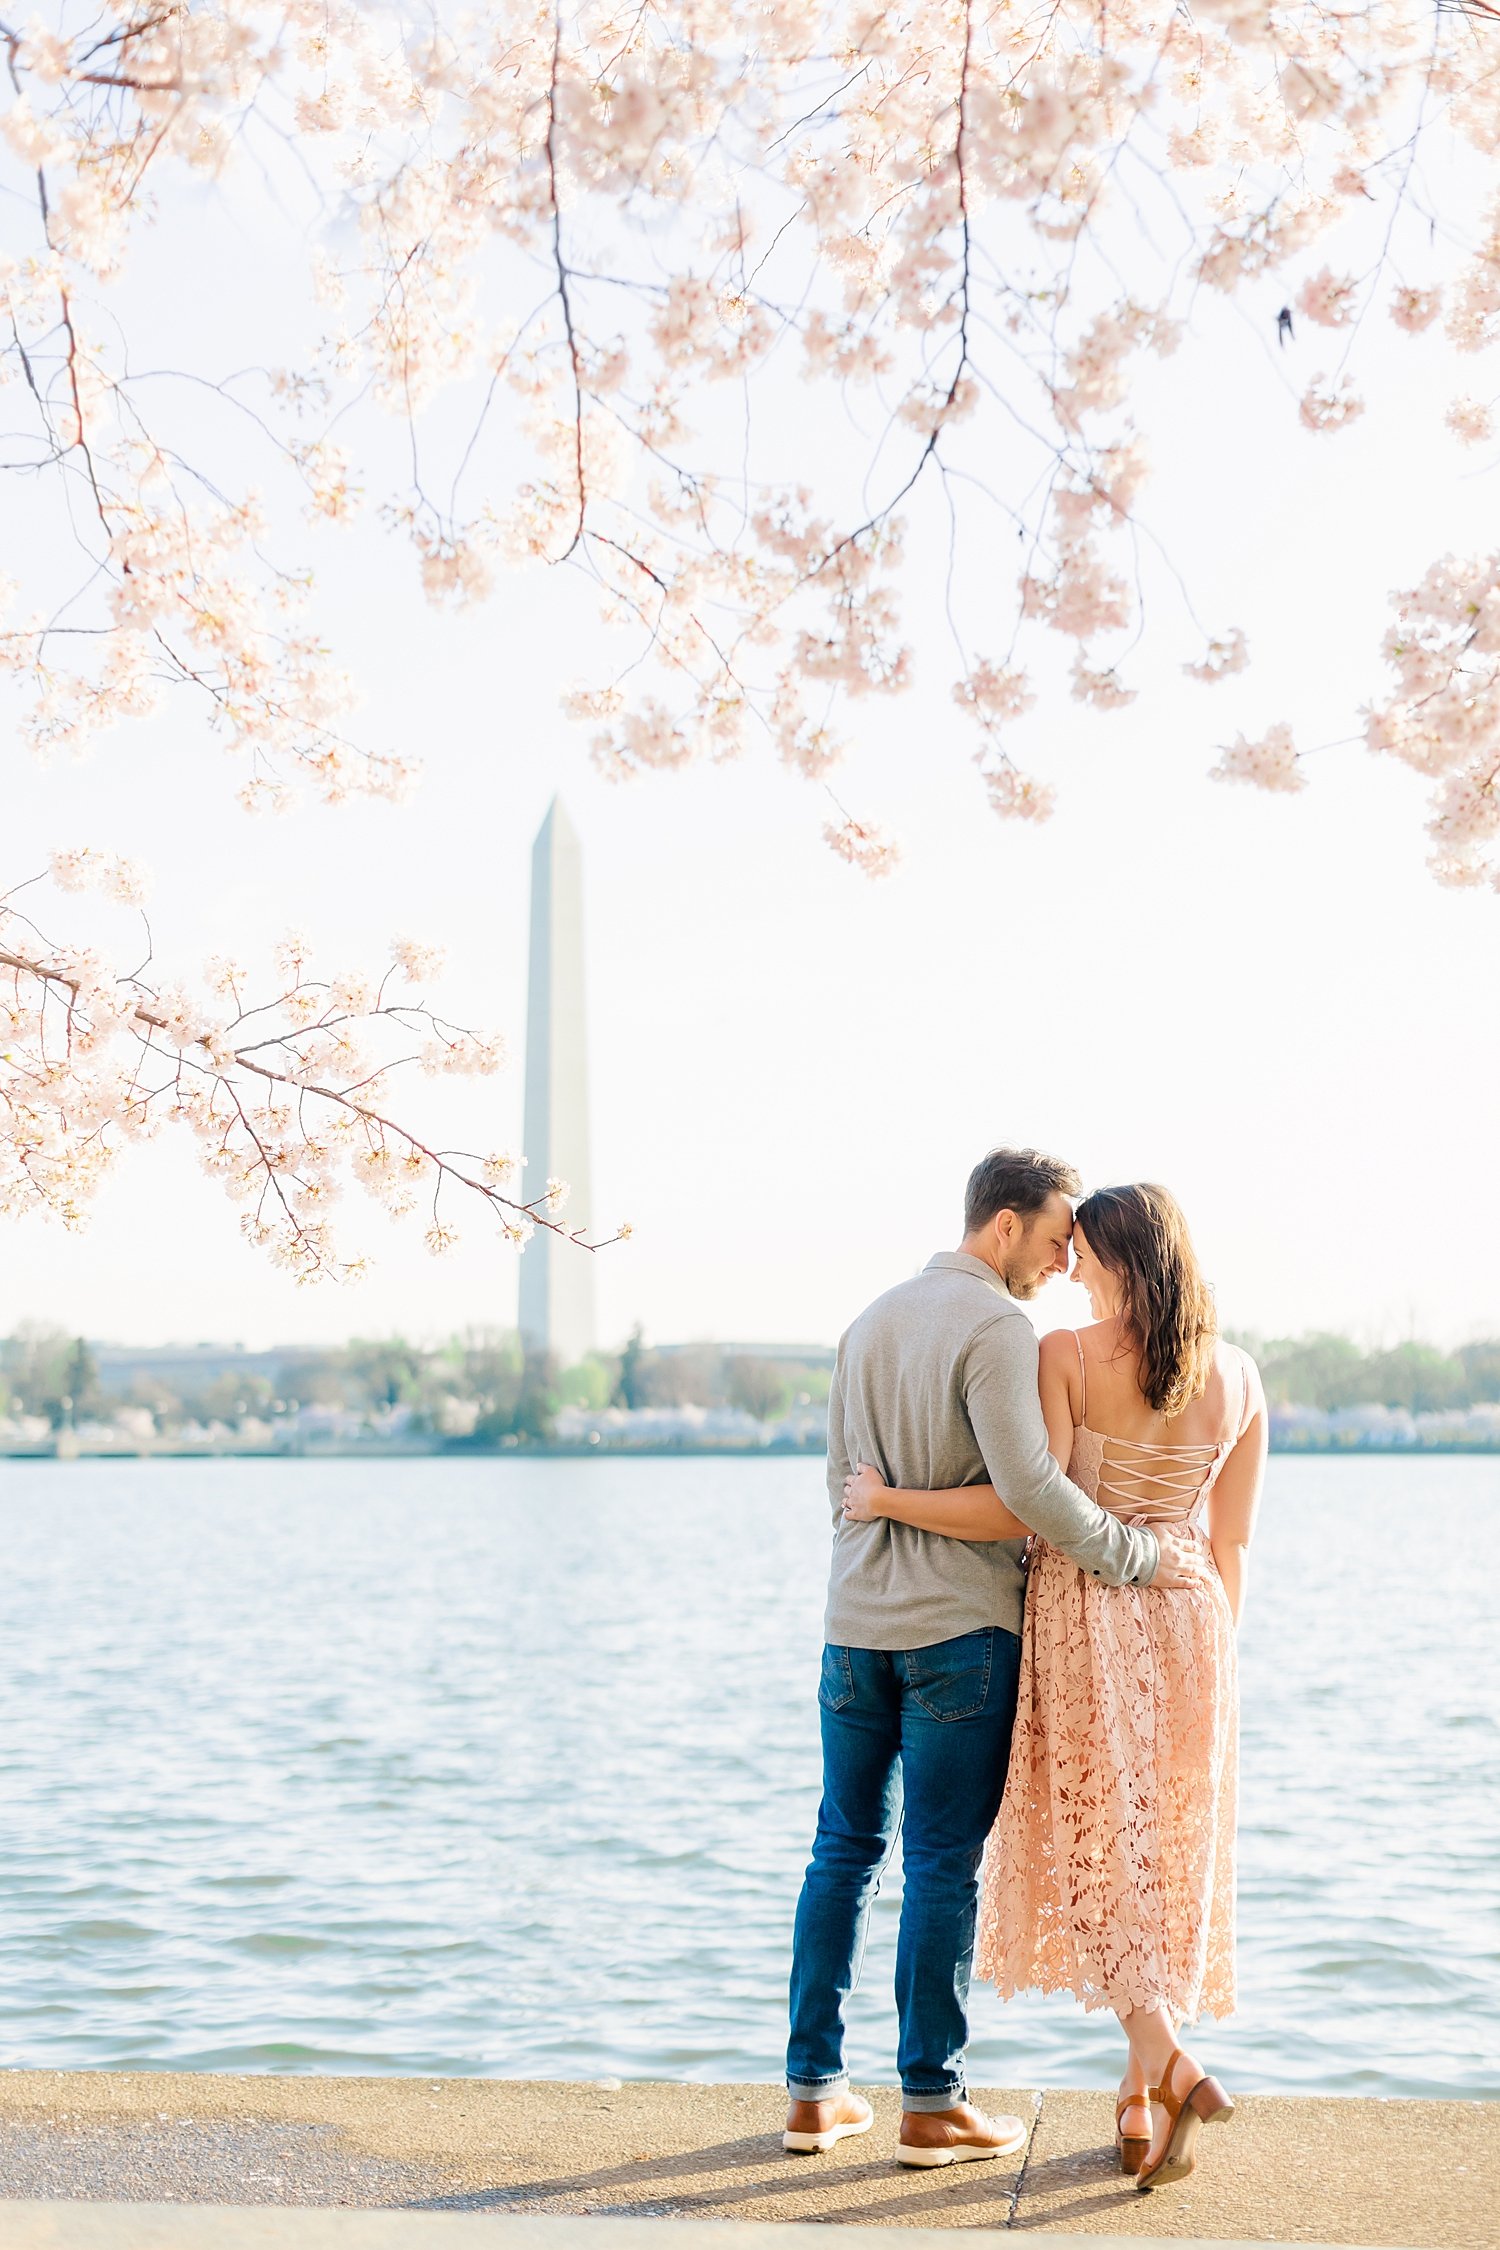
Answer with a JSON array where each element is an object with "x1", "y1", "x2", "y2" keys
[{"x1": 1149, "y1": 1527, "x2": 1214, "y2": 1590}]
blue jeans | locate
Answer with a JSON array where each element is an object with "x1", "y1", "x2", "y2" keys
[{"x1": 786, "y1": 1629, "x2": 1021, "y2": 2112}]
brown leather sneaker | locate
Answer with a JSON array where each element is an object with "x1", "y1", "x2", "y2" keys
[
  {"x1": 783, "y1": 2089, "x2": 875, "y2": 2154},
  {"x1": 896, "y1": 2100, "x2": 1029, "y2": 2168}
]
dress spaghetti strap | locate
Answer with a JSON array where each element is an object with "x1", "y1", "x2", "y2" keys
[{"x1": 1074, "y1": 1330, "x2": 1087, "y2": 1420}]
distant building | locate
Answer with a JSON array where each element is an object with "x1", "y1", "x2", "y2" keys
[
  {"x1": 517, "y1": 797, "x2": 597, "y2": 1369},
  {"x1": 653, "y1": 1340, "x2": 836, "y2": 1369},
  {"x1": 91, "y1": 1342, "x2": 326, "y2": 1395}
]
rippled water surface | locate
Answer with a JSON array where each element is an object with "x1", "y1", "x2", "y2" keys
[{"x1": 0, "y1": 1456, "x2": 1495, "y2": 2096}]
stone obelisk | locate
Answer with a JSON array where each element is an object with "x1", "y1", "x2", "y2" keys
[{"x1": 518, "y1": 797, "x2": 596, "y2": 1368}]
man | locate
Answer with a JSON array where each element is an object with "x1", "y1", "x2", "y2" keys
[{"x1": 783, "y1": 1147, "x2": 1199, "y2": 2166}]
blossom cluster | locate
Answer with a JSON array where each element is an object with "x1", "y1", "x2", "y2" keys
[
  {"x1": 1365, "y1": 556, "x2": 1500, "y2": 889},
  {"x1": 1211, "y1": 724, "x2": 1307, "y2": 797}
]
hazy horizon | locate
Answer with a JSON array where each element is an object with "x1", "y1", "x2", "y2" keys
[{"x1": 11, "y1": 1291, "x2": 1500, "y2": 1363}]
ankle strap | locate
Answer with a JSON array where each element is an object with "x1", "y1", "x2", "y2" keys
[{"x1": 1148, "y1": 2045, "x2": 1189, "y2": 2107}]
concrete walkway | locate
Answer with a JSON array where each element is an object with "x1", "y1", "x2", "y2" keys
[
  {"x1": 0, "y1": 2211, "x2": 1404, "y2": 2250},
  {"x1": 0, "y1": 2077, "x2": 1492, "y2": 2248}
]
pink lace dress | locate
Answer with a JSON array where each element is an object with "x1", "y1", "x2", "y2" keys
[{"x1": 976, "y1": 1340, "x2": 1245, "y2": 2023}]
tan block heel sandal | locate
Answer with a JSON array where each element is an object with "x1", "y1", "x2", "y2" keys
[
  {"x1": 1135, "y1": 2046, "x2": 1235, "y2": 2192},
  {"x1": 1115, "y1": 2092, "x2": 1151, "y2": 2176}
]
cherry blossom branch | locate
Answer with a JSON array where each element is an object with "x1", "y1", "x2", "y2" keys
[
  {"x1": 545, "y1": 3, "x2": 588, "y2": 563},
  {"x1": 0, "y1": 859, "x2": 628, "y2": 1281}
]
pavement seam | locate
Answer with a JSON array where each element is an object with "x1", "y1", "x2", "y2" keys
[{"x1": 1003, "y1": 2089, "x2": 1045, "y2": 2229}]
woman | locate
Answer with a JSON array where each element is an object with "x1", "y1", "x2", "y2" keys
[{"x1": 841, "y1": 1183, "x2": 1265, "y2": 2192}]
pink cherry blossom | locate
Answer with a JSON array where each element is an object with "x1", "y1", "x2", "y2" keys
[
  {"x1": 822, "y1": 817, "x2": 901, "y2": 879},
  {"x1": 976, "y1": 758, "x2": 1058, "y2": 824},
  {"x1": 48, "y1": 846, "x2": 148, "y2": 905},
  {"x1": 392, "y1": 938, "x2": 447, "y2": 984},
  {"x1": 1070, "y1": 659, "x2": 1137, "y2": 710},
  {"x1": 1299, "y1": 376, "x2": 1367, "y2": 434},
  {"x1": 1446, "y1": 397, "x2": 1494, "y2": 447},
  {"x1": 1365, "y1": 552, "x2": 1500, "y2": 885},
  {"x1": 1391, "y1": 285, "x2": 1442, "y2": 334},
  {"x1": 1184, "y1": 630, "x2": 1250, "y2": 684},
  {"x1": 1297, "y1": 267, "x2": 1360, "y2": 327},
  {"x1": 952, "y1": 664, "x2": 1036, "y2": 732},
  {"x1": 1211, "y1": 723, "x2": 1307, "y2": 796}
]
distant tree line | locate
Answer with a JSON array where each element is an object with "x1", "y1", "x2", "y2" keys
[
  {"x1": 13, "y1": 1322, "x2": 1490, "y2": 1438},
  {"x1": 1229, "y1": 1332, "x2": 1500, "y2": 1415},
  {"x1": 0, "y1": 1328, "x2": 103, "y2": 1431},
  {"x1": 0, "y1": 1325, "x2": 834, "y2": 1442}
]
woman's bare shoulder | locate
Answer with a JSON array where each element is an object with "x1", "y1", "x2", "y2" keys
[
  {"x1": 1067, "y1": 1318, "x2": 1124, "y2": 1366},
  {"x1": 1040, "y1": 1323, "x2": 1125, "y2": 1389},
  {"x1": 1213, "y1": 1338, "x2": 1266, "y2": 1415}
]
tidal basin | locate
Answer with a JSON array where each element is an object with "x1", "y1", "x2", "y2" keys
[{"x1": 0, "y1": 1455, "x2": 1494, "y2": 2099}]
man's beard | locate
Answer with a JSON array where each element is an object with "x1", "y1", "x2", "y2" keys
[{"x1": 1003, "y1": 1261, "x2": 1043, "y2": 1301}]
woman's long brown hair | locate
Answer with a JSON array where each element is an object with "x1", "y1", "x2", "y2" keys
[{"x1": 1074, "y1": 1183, "x2": 1218, "y2": 1419}]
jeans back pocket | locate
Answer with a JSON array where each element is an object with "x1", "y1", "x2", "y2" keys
[
  {"x1": 818, "y1": 1644, "x2": 857, "y2": 1712},
  {"x1": 903, "y1": 1629, "x2": 994, "y2": 1721}
]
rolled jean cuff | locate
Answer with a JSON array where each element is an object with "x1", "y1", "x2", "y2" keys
[
  {"x1": 786, "y1": 2073, "x2": 848, "y2": 2102},
  {"x1": 901, "y1": 2085, "x2": 966, "y2": 2114}
]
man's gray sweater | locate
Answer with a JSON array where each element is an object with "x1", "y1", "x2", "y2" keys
[{"x1": 824, "y1": 1251, "x2": 1160, "y2": 1649}]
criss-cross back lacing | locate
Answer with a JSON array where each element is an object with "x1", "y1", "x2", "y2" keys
[
  {"x1": 1073, "y1": 1332, "x2": 1247, "y2": 1525},
  {"x1": 1085, "y1": 1433, "x2": 1226, "y2": 1521}
]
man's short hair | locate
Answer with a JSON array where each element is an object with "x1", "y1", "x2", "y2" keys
[{"x1": 964, "y1": 1146, "x2": 1082, "y2": 1237}]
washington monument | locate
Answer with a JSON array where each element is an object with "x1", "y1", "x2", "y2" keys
[{"x1": 518, "y1": 797, "x2": 596, "y2": 1368}]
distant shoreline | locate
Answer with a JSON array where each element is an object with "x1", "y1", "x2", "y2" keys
[{"x1": 4, "y1": 1438, "x2": 1500, "y2": 1462}]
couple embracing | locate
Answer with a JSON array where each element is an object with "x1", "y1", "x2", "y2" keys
[{"x1": 784, "y1": 1147, "x2": 1267, "y2": 2194}]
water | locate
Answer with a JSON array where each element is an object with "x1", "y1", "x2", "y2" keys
[{"x1": 0, "y1": 1455, "x2": 1495, "y2": 2098}]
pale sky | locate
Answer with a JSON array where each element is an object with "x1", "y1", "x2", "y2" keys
[{"x1": 4, "y1": 185, "x2": 1498, "y2": 1355}]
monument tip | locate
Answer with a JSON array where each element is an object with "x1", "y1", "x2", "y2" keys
[{"x1": 538, "y1": 792, "x2": 579, "y2": 843}]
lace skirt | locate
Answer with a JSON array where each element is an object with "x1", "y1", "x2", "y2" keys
[{"x1": 975, "y1": 1534, "x2": 1238, "y2": 2022}]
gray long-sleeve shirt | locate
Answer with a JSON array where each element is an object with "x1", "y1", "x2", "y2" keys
[{"x1": 823, "y1": 1250, "x2": 1160, "y2": 1649}]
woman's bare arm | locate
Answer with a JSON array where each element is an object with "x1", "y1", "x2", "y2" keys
[
  {"x1": 841, "y1": 1463, "x2": 1029, "y2": 1542},
  {"x1": 1037, "y1": 1328, "x2": 1081, "y2": 1471},
  {"x1": 1207, "y1": 1356, "x2": 1268, "y2": 1626}
]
